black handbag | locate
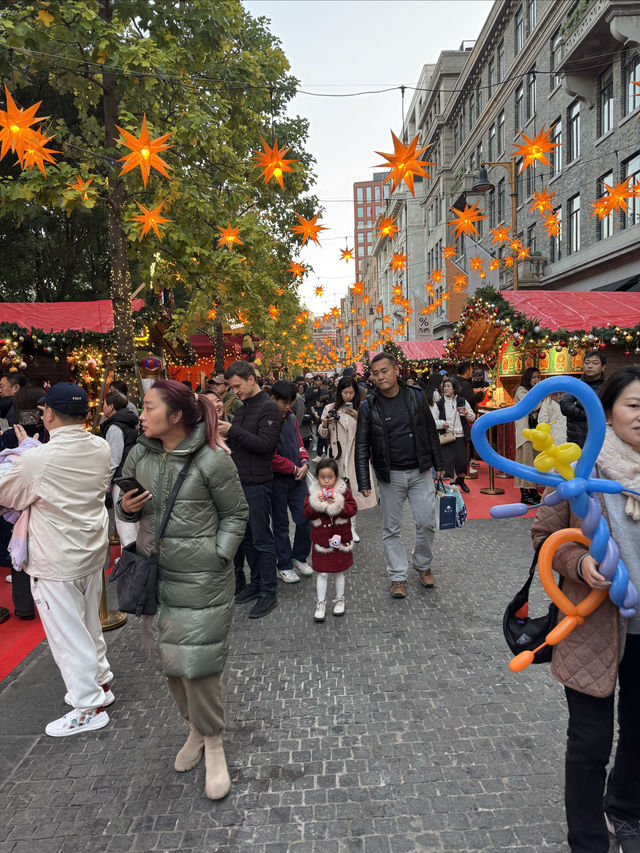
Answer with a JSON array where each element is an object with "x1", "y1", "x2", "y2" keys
[
  {"x1": 109, "y1": 457, "x2": 192, "y2": 617},
  {"x1": 503, "y1": 539, "x2": 561, "y2": 665}
]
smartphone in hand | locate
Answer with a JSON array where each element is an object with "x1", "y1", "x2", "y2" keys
[{"x1": 113, "y1": 476, "x2": 147, "y2": 498}]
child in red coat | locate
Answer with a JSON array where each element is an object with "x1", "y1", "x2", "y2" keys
[{"x1": 303, "y1": 458, "x2": 358, "y2": 622}]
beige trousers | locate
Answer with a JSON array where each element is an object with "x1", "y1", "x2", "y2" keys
[{"x1": 166, "y1": 673, "x2": 225, "y2": 736}]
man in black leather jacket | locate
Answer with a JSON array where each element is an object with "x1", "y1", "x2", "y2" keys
[
  {"x1": 560, "y1": 350, "x2": 606, "y2": 447},
  {"x1": 355, "y1": 353, "x2": 445, "y2": 599}
]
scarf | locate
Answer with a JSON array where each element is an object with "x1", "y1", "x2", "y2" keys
[{"x1": 597, "y1": 425, "x2": 640, "y2": 521}]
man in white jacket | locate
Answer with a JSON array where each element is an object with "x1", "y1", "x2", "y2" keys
[{"x1": 0, "y1": 383, "x2": 114, "y2": 737}]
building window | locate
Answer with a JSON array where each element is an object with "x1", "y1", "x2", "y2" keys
[
  {"x1": 497, "y1": 42, "x2": 505, "y2": 82},
  {"x1": 516, "y1": 159, "x2": 524, "y2": 206},
  {"x1": 498, "y1": 111, "x2": 505, "y2": 154},
  {"x1": 459, "y1": 111, "x2": 465, "y2": 144},
  {"x1": 497, "y1": 178, "x2": 505, "y2": 222},
  {"x1": 357, "y1": 247, "x2": 365, "y2": 258},
  {"x1": 366, "y1": 186, "x2": 372, "y2": 202},
  {"x1": 476, "y1": 141, "x2": 483, "y2": 167},
  {"x1": 527, "y1": 69, "x2": 536, "y2": 117},
  {"x1": 488, "y1": 61, "x2": 495, "y2": 98},
  {"x1": 568, "y1": 102, "x2": 580, "y2": 162},
  {"x1": 488, "y1": 124, "x2": 496, "y2": 161},
  {"x1": 515, "y1": 84, "x2": 525, "y2": 129},
  {"x1": 598, "y1": 171, "x2": 614, "y2": 240},
  {"x1": 568, "y1": 195, "x2": 580, "y2": 254},
  {"x1": 356, "y1": 187, "x2": 363, "y2": 202},
  {"x1": 527, "y1": 0, "x2": 537, "y2": 33},
  {"x1": 358, "y1": 232, "x2": 365, "y2": 244},
  {"x1": 550, "y1": 119, "x2": 562, "y2": 176},
  {"x1": 476, "y1": 86, "x2": 482, "y2": 117},
  {"x1": 384, "y1": 184, "x2": 390, "y2": 199},
  {"x1": 469, "y1": 94, "x2": 476, "y2": 130},
  {"x1": 527, "y1": 224, "x2": 536, "y2": 254},
  {"x1": 550, "y1": 30, "x2": 562, "y2": 90},
  {"x1": 550, "y1": 206, "x2": 562, "y2": 262},
  {"x1": 526, "y1": 161, "x2": 537, "y2": 197},
  {"x1": 489, "y1": 189, "x2": 496, "y2": 228},
  {"x1": 357, "y1": 206, "x2": 364, "y2": 218},
  {"x1": 374, "y1": 185, "x2": 380, "y2": 201},
  {"x1": 469, "y1": 151, "x2": 476, "y2": 171},
  {"x1": 515, "y1": 7, "x2": 524, "y2": 54},
  {"x1": 624, "y1": 51, "x2": 640, "y2": 115},
  {"x1": 623, "y1": 152, "x2": 640, "y2": 228},
  {"x1": 598, "y1": 68, "x2": 614, "y2": 136},
  {"x1": 453, "y1": 123, "x2": 459, "y2": 153}
]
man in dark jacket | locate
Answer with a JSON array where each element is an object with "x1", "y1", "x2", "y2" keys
[
  {"x1": 101, "y1": 390, "x2": 139, "y2": 551},
  {"x1": 218, "y1": 361, "x2": 282, "y2": 618},
  {"x1": 456, "y1": 362, "x2": 485, "y2": 414},
  {"x1": 355, "y1": 353, "x2": 445, "y2": 599},
  {"x1": 560, "y1": 349, "x2": 606, "y2": 447}
]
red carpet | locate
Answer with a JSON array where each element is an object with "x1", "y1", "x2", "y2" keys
[{"x1": 462, "y1": 459, "x2": 528, "y2": 519}]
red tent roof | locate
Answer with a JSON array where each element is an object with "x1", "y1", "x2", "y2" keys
[
  {"x1": 0, "y1": 300, "x2": 146, "y2": 333},
  {"x1": 397, "y1": 339, "x2": 446, "y2": 359},
  {"x1": 502, "y1": 291, "x2": 640, "y2": 331}
]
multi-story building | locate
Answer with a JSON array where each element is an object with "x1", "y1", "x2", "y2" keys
[
  {"x1": 353, "y1": 172, "x2": 390, "y2": 280},
  {"x1": 368, "y1": 0, "x2": 640, "y2": 341}
]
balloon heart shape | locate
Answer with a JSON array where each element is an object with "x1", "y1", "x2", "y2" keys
[{"x1": 509, "y1": 528, "x2": 609, "y2": 672}]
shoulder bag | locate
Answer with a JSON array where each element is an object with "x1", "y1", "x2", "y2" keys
[{"x1": 109, "y1": 457, "x2": 192, "y2": 617}]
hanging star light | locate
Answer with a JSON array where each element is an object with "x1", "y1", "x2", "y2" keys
[
  {"x1": 389, "y1": 252, "x2": 408, "y2": 272},
  {"x1": 543, "y1": 213, "x2": 561, "y2": 237},
  {"x1": 253, "y1": 137, "x2": 296, "y2": 188},
  {"x1": 503, "y1": 254, "x2": 515, "y2": 267},
  {"x1": 377, "y1": 215, "x2": 399, "y2": 239},
  {"x1": 340, "y1": 247, "x2": 354, "y2": 263},
  {"x1": 529, "y1": 187, "x2": 556, "y2": 215},
  {"x1": 0, "y1": 85, "x2": 49, "y2": 167},
  {"x1": 489, "y1": 258, "x2": 501, "y2": 271},
  {"x1": 517, "y1": 246, "x2": 530, "y2": 260},
  {"x1": 489, "y1": 224, "x2": 510, "y2": 245},
  {"x1": 511, "y1": 124, "x2": 559, "y2": 172},
  {"x1": 443, "y1": 244, "x2": 457, "y2": 259},
  {"x1": 314, "y1": 285, "x2": 324, "y2": 297},
  {"x1": 469, "y1": 256, "x2": 484, "y2": 273},
  {"x1": 454, "y1": 274, "x2": 468, "y2": 293},
  {"x1": 288, "y1": 261, "x2": 307, "y2": 280},
  {"x1": 590, "y1": 198, "x2": 608, "y2": 220},
  {"x1": 217, "y1": 221, "x2": 244, "y2": 251},
  {"x1": 116, "y1": 114, "x2": 173, "y2": 187},
  {"x1": 430, "y1": 269, "x2": 443, "y2": 284},
  {"x1": 600, "y1": 176, "x2": 635, "y2": 216},
  {"x1": 131, "y1": 201, "x2": 173, "y2": 240},
  {"x1": 449, "y1": 201, "x2": 486, "y2": 239},
  {"x1": 69, "y1": 175, "x2": 93, "y2": 198},
  {"x1": 21, "y1": 129, "x2": 59, "y2": 176},
  {"x1": 291, "y1": 212, "x2": 327, "y2": 246},
  {"x1": 375, "y1": 130, "x2": 436, "y2": 196},
  {"x1": 352, "y1": 281, "x2": 364, "y2": 295},
  {"x1": 268, "y1": 305, "x2": 280, "y2": 320}
]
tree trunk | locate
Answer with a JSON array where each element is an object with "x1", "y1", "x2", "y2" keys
[
  {"x1": 101, "y1": 0, "x2": 136, "y2": 381},
  {"x1": 215, "y1": 322, "x2": 225, "y2": 375}
]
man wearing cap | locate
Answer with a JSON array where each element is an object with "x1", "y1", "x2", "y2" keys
[
  {"x1": 0, "y1": 383, "x2": 114, "y2": 737},
  {"x1": 210, "y1": 374, "x2": 243, "y2": 418}
]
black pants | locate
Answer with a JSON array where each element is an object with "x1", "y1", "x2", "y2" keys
[
  {"x1": 564, "y1": 633, "x2": 640, "y2": 852},
  {"x1": 12, "y1": 568, "x2": 34, "y2": 618}
]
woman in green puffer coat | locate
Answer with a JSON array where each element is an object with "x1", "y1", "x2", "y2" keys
[{"x1": 117, "y1": 379, "x2": 248, "y2": 800}]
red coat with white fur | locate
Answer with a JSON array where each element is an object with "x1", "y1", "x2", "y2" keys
[{"x1": 303, "y1": 478, "x2": 358, "y2": 573}]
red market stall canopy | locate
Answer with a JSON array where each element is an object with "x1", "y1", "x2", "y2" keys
[
  {"x1": 397, "y1": 340, "x2": 446, "y2": 360},
  {"x1": 501, "y1": 291, "x2": 640, "y2": 331},
  {"x1": 0, "y1": 299, "x2": 146, "y2": 333}
]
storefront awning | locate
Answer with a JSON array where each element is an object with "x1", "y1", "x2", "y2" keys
[
  {"x1": 0, "y1": 300, "x2": 146, "y2": 333},
  {"x1": 502, "y1": 291, "x2": 640, "y2": 331}
]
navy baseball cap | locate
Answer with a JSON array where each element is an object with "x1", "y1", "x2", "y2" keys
[{"x1": 42, "y1": 382, "x2": 89, "y2": 415}]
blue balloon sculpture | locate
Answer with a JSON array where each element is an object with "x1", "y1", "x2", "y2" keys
[{"x1": 471, "y1": 375, "x2": 638, "y2": 618}]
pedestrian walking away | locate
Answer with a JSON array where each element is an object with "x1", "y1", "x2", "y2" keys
[
  {"x1": 303, "y1": 458, "x2": 357, "y2": 621},
  {"x1": 354, "y1": 352, "x2": 445, "y2": 599},
  {"x1": 531, "y1": 366, "x2": 640, "y2": 853},
  {"x1": 117, "y1": 379, "x2": 248, "y2": 800},
  {"x1": 0, "y1": 383, "x2": 114, "y2": 737}
]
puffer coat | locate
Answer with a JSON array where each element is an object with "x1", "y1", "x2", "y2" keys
[{"x1": 117, "y1": 423, "x2": 248, "y2": 679}]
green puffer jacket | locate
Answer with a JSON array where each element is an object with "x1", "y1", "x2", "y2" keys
[{"x1": 117, "y1": 423, "x2": 248, "y2": 679}]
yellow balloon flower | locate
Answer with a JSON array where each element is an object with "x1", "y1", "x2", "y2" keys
[{"x1": 522, "y1": 422, "x2": 582, "y2": 481}]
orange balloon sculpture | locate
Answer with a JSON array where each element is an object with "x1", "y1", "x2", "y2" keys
[{"x1": 509, "y1": 528, "x2": 609, "y2": 672}]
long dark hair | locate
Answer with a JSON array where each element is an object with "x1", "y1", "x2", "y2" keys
[
  {"x1": 600, "y1": 366, "x2": 640, "y2": 415},
  {"x1": 334, "y1": 376, "x2": 360, "y2": 411},
  {"x1": 520, "y1": 366, "x2": 540, "y2": 391},
  {"x1": 425, "y1": 373, "x2": 444, "y2": 407},
  {"x1": 151, "y1": 379, "x2": 223, "y2": 450}
]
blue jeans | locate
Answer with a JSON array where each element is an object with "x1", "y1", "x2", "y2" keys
[
  {"x1": 241, "y1": 483, "x2": 277, "y2": 598},
  {"x1": 271, "y1": 474, "x2": 311, "y2": 570}
]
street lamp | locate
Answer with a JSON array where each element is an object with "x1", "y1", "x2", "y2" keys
[{"x1": 473, "y1": 160, "x2": 519, "y2": 291}]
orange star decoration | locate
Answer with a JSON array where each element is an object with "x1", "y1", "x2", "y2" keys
[
  {"x1": 314, "y1": 285, "x2": 324, "y2": 297},
  {"x1": 518, "y1": 246, "x2": 530, "y2": 260},
  {"x1": 340, "y1": 247, "x2": 354, "y2": 263},
  {"x1": 268, "y1": 305, "x2": 280, "y2": 320},
  {"x1": 600, "y1": 176, "x2": 635, "y2": 216},
  {"x1": 0, "y1": 85, "x2": 50, "y2": 168},
  {"x1": 454, "y1": 274, "x2": 468, "y2": 293},
  {"x1": 131, "y1": 201, "x2": 173, "y2": 240},
  {"x1": 217, "y1": 221, "x2": 244, "y2": 252},
  {"x1": 313, "y1": 319, "x2": 321, "y2": 329},
  {"x1": 377, "y1": 215, "x2": 399, "y2": 239},
  {"x1": 503, "y1": 254, "x2": 515, "y2": 267},
  {"x1": 430, "y1": 269, "x2": 443, "y2": 284},
  {"x1": 489, "y1": 224, "x2": 510, "y2": 246},
  {"x1": 511, "y1": 125, "x2": 559, "y2": 172},
  {"x1": 590, "y1": 198, "x2": 608, "y2": 220},
  {"x1": 489, "y1": 258, "x2": 501, "y2": 271},
  {"x1": 22, "y1": 129, "x2": 59, "y2": 176},
  {"x1": 469, "y1": 256, "x2": 484, "y2": 273},
  {"x1": 352, "y1": 281, "x2": 364, "y2": 296},
  {"x1": 449, "y1": 202, "x2": 485, "y2": 239},
  {"x1": 443, "y1": 244, "x2": 457, "y2": 259},
  {"x1": 529, "y1": 187, "x2": 556, "y2": 215},
  {"x1": 509, "y1": 238, "x2": 522, "y2": 253},
  {"x1": 291, "y1": 212, "x2": 327, "y2": 246},
  {"x1": 253, "y1": 138, "x2": 296, "y2": 188},
  {"x1": 288, "y1": 261, "x2": 307, "y2": 280},
  {"x1": 389, "y1": 252, "x2": 408, "y2": 272},
  {"x1": 69, "y1": 176, "x2": 93, "y2": 199},
  {"x1": 375, "y1": 131, "x2": 436, "y2": 196},
  {"x1": 543, "y1": 213, "x2": 561, "y2": 237},
  {"x1": 116, "y1": 114, "x2": 173, "y2": 188}
]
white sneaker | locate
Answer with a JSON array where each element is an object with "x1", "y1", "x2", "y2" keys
[
  {"x1": 293, "y1": 561, "x2": 313, "y2": 577},
  {"x1": 352, "y1": 531, "x2": 360, "y2": 543},
  {"x1": 332, "y1": 597, "x2": 346, "y2": 616},
  {"x1": 46, "y1": 708, "x2": 109, "y2": 737},
  {"x1": 4, "y1": 574, "x2": 11, "y2": 583},
  {"x1": 276, "y1": 568, "x2": 300, "y2": 583},
  {"x1": 314, "y1": 600, "x2": 326, "y2": 622},
  {"x1": 65, "y1": 685, "x2": 115, "y2": 707}
]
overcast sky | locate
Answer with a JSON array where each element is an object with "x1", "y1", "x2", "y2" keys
[{"x1": 242, "y1": 0, "x2": 494, "y2": 314}]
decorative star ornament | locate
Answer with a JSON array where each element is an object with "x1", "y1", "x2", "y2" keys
[
  {"x1": 116, "y1": 114, "x2": 173, "y2": 187},
  {"x1": 512, "y1": 124, "x2": 559, "y2": 172},
  {"x1": 291, "y1": 212, "x2": 327, "y2": 246},
  {"x1": 288, "y1": 261, "x2": 307, "y2": 280},
  {"x1": 389, "y1": 252, "x2": 408, "y2": 272},
  {"x1": 375, "y1": 131, "x2": 435, "y2": 196},
  {"x1": 0, "y1": 85, "x2": 49, "y2": 167},
  {"x1": 131, "y1": 201, "x2": 173, "y2": 239},
  {"x1": 489, "y1": 224, "x2": 510, "y2": 245},
  {"x1": 253, "y1": 137, "x2": 296, "y2": 188},
  {"x1": 217, "y1": 221, "x2": 244, "y2": 251},
  {"x1": 489, "y1": 258, "x2": 501, "y2": 271},
  {"x1": 443, "y1": 244, "x2": 457, "y2": 259},
  {"x1": 430, "y1": 269, "x2": 443, "y2": 284},
  {"x1": 543, "y1": 213, "x2": 561, "y2": 237},
  {"x1": 377, "y1": 215, "x2": 399, "y2": 239},
  {"x1": 600, "y1": 176, "x2": 635, "y2": 216},
  {"x1": 69, "y1": 176, "x2": 93, "y2": 198},
  {"x1": 469, "y1": 256, "x2": 484, "y2": 272},
  {"x1": 340, "y1": 247, "x2": 354, "y2": 263},
  {"x1": 352, "y1": 281, "x2": 364, "y2": 296},
  {"x1": 449, "y1": 201, "x2": 485, "y2": 239},
  {"x1": 21, "y1": 129, "x2": 59, "y2": 176},
  {"x1": 529, "y1": 187, "x2": 556, "y2": 215},
  {"x1": 314, "y1": 285, "x2": 324, "y2": 297},
  {"x1": 268, "y1": 305, "x2": 280, "y2": 320}
]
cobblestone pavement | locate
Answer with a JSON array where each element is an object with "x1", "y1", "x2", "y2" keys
[{"x1": 0, "y1": 507, "x2": 618, "y2": 852}]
